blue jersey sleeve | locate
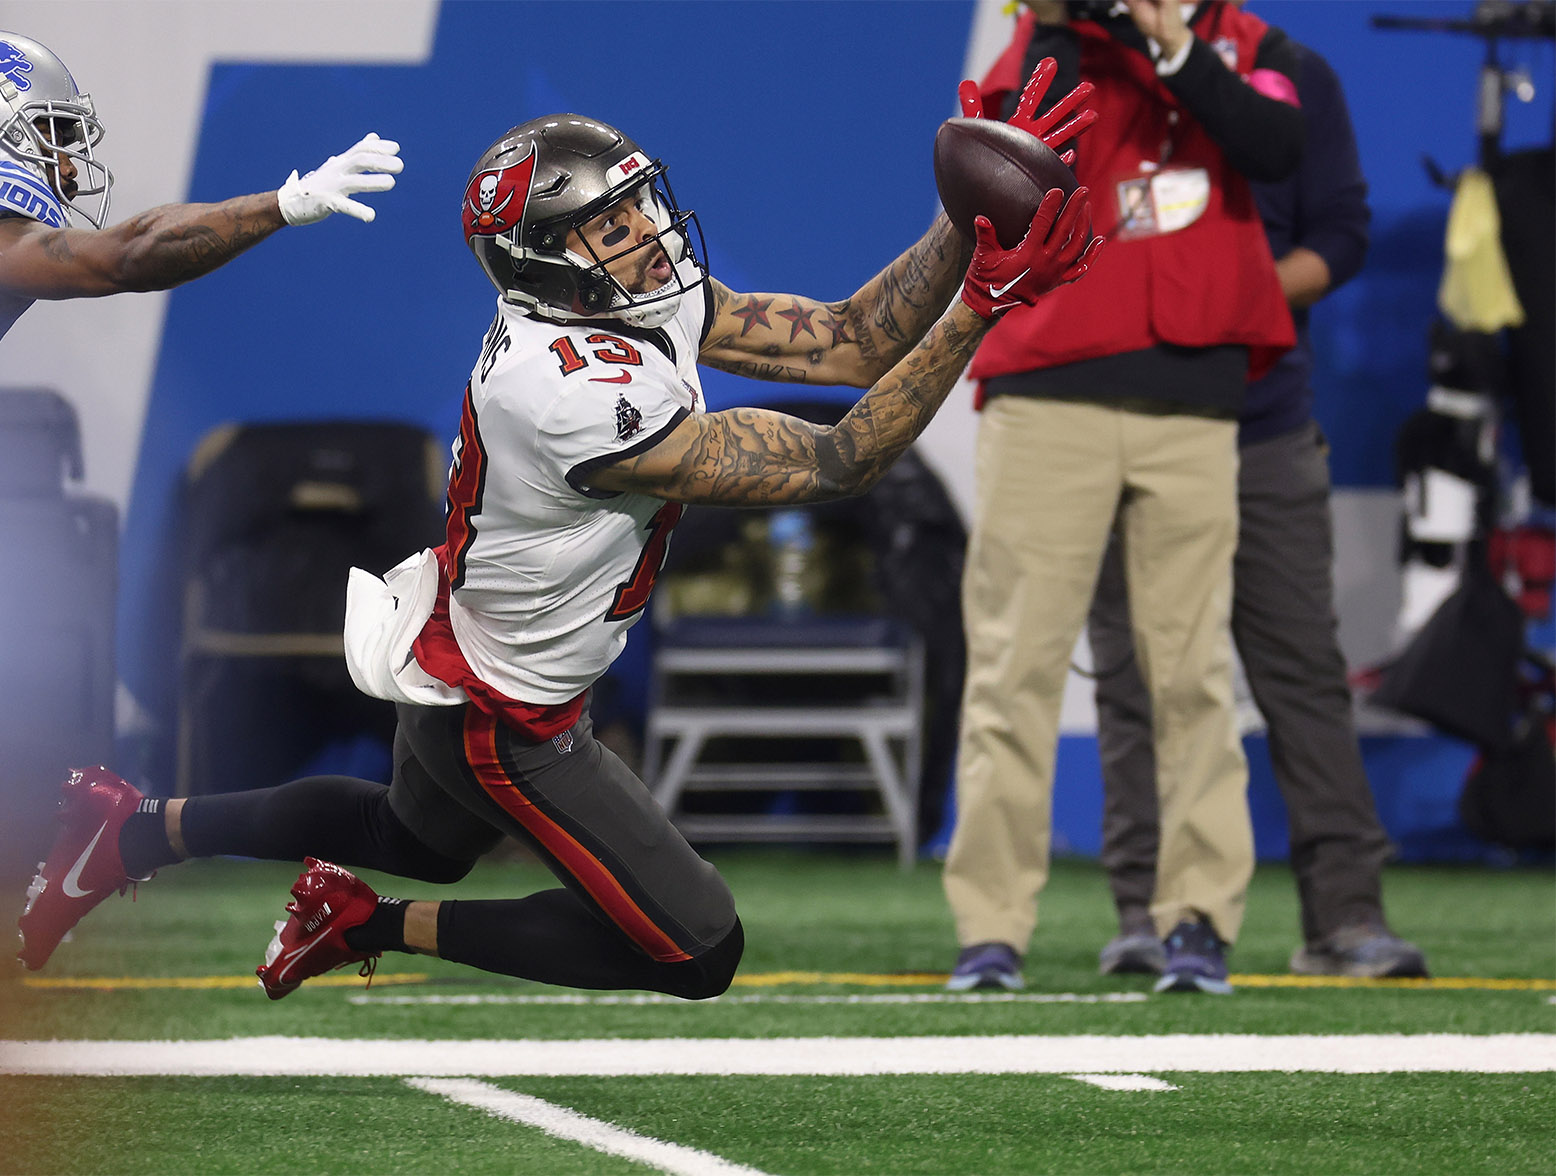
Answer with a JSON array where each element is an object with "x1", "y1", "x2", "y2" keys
[{"x1": 0, "y1": 159, "x2": 67, "y2": 227}]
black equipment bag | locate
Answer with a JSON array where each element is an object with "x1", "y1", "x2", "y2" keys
[
  {"x1": 0, "y1": 390, "x2": 117, "y2": 879},
  {"x1": 1372, "y1": 548, "x2": 1526, "y2": 751},
  {"x1": 1459, "y1": 714, "x2": 1556, "y2": 850}
]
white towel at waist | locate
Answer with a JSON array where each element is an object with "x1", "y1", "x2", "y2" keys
[{"x1": 343, "y1": 547, "x2": 466, "y2": 707}]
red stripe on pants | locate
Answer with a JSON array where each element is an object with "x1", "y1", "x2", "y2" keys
[{"x1": 461, "y1": 708, "x2": 692, "y2": 963}]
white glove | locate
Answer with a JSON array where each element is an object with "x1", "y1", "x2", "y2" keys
[{"x1": 277, "y1": 132, "x2": 403, "y2": 226}]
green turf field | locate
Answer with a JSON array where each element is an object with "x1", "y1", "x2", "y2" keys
[{"x1": 3, "y1": 850, "x2": 1553, "y2": 1174}]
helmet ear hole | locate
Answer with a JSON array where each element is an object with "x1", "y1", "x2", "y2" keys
[{"x1": 578, "y1": 275, "x2": 612, "y2": 312}]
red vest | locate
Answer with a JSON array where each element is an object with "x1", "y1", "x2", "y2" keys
[{"x1": 970, "y1": 3, "x2": 1295, "y2": 389}]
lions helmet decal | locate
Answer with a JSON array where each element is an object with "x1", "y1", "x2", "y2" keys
[{"x1": 0, "y1": 39, "x2": 36, "y2": 91}]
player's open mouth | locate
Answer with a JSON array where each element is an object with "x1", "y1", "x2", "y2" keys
[{"x1": 647, "y1": 254, "x2": 673, "y2": 284}]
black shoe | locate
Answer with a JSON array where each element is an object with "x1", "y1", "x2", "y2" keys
[
  {"x1": 1291, "y1": 925, "x2": 1428, "y2": 978},
  {"x1": 946, "y1": 941, "x2": 1024, "y2": 991},
  {"x1": 1154, "y1": 917, "x2": 1232, "y2": 995}
]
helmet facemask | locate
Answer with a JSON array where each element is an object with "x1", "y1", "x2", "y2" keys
[{"x1": 551, "y1": 165, "x2": 706, "y2": 329}]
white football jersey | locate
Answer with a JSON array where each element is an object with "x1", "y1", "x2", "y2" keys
[
  {"x1": 0, "y1": 158, "x2": 67, "y2": 340},
  {"x1": 440, "y1": 260, "x2": 711, "y2": 705}
]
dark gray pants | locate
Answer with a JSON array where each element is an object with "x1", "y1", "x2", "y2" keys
[
  {"x1": 389, "y1": 699, "x2": 736, "y2": 960},
  {"x1": 1088, "y1": 421, "x2": 1395, "y2": 945}
]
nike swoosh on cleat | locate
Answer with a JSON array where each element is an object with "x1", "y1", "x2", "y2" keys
[
  {"x1": 272, "y1": 934, "x2": 328, "y2": 985},
  {"x1": 60, "y1": 823, "x2": 108, "y2": 899},
  {"x1": 987, "y1": 270, "x2": 1030, "y2": 301},
  {"x1": 588, "y1": 370, "x2": 633, "y2": 384}
]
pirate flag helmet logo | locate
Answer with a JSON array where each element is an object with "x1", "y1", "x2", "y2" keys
[{"x1": 461, "y1": 146, "x2": 535, "y2": 240}]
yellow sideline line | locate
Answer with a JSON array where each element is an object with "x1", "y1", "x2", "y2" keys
[
  {"x1": 731, "y1": 972, "x2": 950, "y2": 987},
  {"x1": 1228, "y1": 974, "x2": 1556, "y2": 991},
  {"x1": 19, "y1": 971, "x2": 1556, "y2": 992}
]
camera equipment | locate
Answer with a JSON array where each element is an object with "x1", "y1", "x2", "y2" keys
[{"x1": 1373, "y1": 0, "x2": 1553, "y2": 167}]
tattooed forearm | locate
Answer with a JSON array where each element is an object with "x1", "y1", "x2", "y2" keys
[
  {"x1": 116, "y1": 192, "x2": 286, "y2": 292},
  {"x1": 642, "y1": 407, "x2": 827, "y2": 504},
  {"x1": 819, "y1": 301, "x2": 985, "y2": 494},
  {"x1": 595, "y1": 300, "x2": 990, "y2": 505},
  {"x1": 850, "y1": 215, "x2": 973, "y2": 373}
]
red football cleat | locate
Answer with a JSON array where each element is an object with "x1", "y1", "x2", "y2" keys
[
  {"x1": 17, "y1": 767, "x2": 154, "y2": 971},
  {"x1": 256, "y1": 857, "x2": 380, "y2": 1000}
]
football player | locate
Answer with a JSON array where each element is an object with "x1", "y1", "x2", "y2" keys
[
  {"x1": 0, "y1": 29, "x2": 402, "y2": 341},
  {"x1": 19, "y1": 78, "x2": 1101, "y2": 998}
]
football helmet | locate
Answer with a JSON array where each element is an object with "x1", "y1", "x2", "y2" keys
[
  {"x1": 0, "y1": 31, "x2": 112, "y2": 228},
  {"x1": 462, "y1": 114, "x2": 706, "y2": 330}
]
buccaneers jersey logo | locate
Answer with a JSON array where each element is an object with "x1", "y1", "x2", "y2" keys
[
  {"x1": 462, "y1": 147, "x2": 535, "y2": 238},
  {"x1": 613, "y1": 394, "x2": 643, "y2": 442}
]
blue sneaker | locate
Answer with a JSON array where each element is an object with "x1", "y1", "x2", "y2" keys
[
  {"x1": 1154, "y1": 918, "x2": 1232, "y2": 995},
  {"x1": 1099, "y1": 930, "x2": 1167, "y2": 976},
  {"x1": 946, "y1": 941, "x2": 1024, "y2": 991}
]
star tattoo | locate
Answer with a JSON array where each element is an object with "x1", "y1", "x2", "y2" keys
[
  {"x1": 776, "y1": 301, "x2": 818, "y2": 343},
  {"x1": 820, "y1": 314, "x2": 852, "y2": 348},
  {"x1": 730, "y1": 295, "x2": 773, "y2": 336}
]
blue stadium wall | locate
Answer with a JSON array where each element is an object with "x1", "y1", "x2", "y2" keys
[{"x1": 38, "y1": 2, "x2": 1551, "y2": 859}]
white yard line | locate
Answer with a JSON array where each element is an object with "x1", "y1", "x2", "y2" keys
[
  {"x1": 1068, "y1": 1073, "x2": 1180, "y2": 1092},
  {"x1": 3, "y1": 1034, "x2": 1553, "y2": 1076},
  {"x1": 406, "y1": 1078, "x2": 775, "y2": 1176}
]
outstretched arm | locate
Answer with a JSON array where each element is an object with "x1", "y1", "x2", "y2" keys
[
  {"x1": 609, "y1": 297, "x2": 991, "y2": 504},
  {"x1": 697, "y1": 58, "x2": 1097, "y2": 390},
  {"x1": 593, "y1": 187, "x2": 1102, "y2": 506},
  {"x1": 0, "y1": 193, "x2": 285, "y2": 298},
  {"x1": 0, "y1": 133, "x2": 401, "y2": 300},
  {"x1": 698, "y1": 213, "x2": 972, "y2": 389}
]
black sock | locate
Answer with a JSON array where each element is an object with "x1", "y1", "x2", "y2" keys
[
  {"x1": 344, "y1": 896, "x2": 409, "y2": 954},
  {"x1": 118, "y1": 799, "x2": 177, "y2": 878},
  {"x1": 179, "y1": 776, "x2": 476, "y2": 884}
]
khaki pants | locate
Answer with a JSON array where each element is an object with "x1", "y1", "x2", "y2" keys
[
  {"x1": 1090, "y1": 421, "x2": 1394, "y2": 945},
  {"x1": 944, "y1": 397, "x2": 1252, "y2": 949}
]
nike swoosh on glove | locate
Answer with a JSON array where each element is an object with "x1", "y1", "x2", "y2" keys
[
  {"x1": 278, "y1": 132, "x2": 404, "y2": 226},
  {"x1": 960, "y1": 189, "x2": 1105, "y2": 320}
]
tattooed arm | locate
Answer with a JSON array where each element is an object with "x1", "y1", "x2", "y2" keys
[
  {"x1": 0, "y1": 132, "x2": 400, "y2": 300},
  {"x1": 592, "y1": 183, "x2": 1102, "y2": 507},
  {"x1": 591, "y1": 298, "x2": 990, "y2": 505},
  {"x1": 697, "y1": 213, "x2": 973, "y2": 388},
  {"x1": 0, "y1": 193, "x2": 286, "y2": 299}
]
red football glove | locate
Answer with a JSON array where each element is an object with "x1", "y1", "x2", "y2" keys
[
  {"x1": 958, "y1": 56, "x2": 1097, "y2": 166},
  {"x1": 960, "y1": 189, "x2": 1105, "y2": 319}
]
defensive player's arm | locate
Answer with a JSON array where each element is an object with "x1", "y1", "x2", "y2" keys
[
  {"x1": 0, "y1": 193, "x2": 286, "y2": 298},
  {"x1": 696, "y1": 213, "x2": 973, "y2": 388},
  {"x1": 0, "y1": 131, "x2": 401, "y2": 300}
]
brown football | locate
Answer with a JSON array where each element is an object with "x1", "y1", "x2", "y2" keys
[{"x1": 934, "y1": 117, "x2": 1081, "y2": 250}]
